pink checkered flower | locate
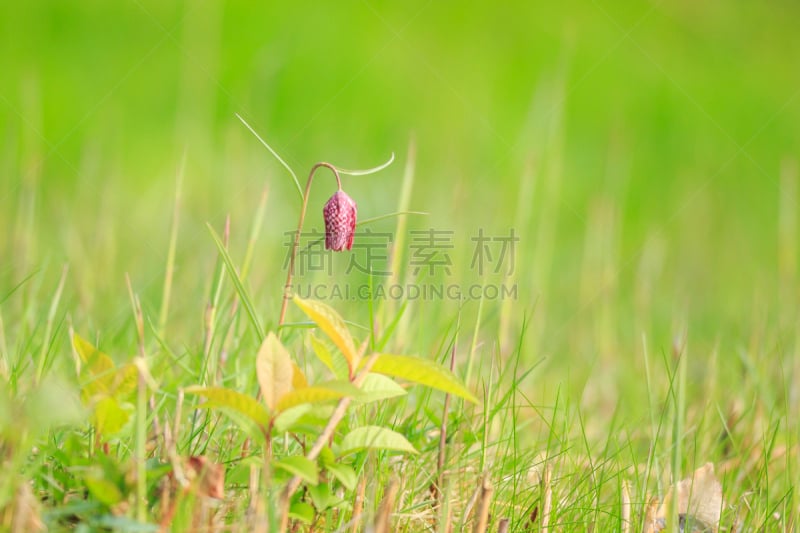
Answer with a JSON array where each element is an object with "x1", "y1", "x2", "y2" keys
[{"x1": 323, "y1": 190, "x2": 357, "y2": 251}]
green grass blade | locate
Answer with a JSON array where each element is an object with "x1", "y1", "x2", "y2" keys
[{"x1": 207, "y1": 223, "x2": 265, "y2": 340}]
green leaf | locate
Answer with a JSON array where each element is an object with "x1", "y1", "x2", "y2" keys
[
  {"x1": 74, "y1": 333, "x2": 116, "y2": 396},
  {"x1": 84, "y1": 476, "x2": 123, "y2": 507},
  {"x1": 273, "y1": 456, "x2": 319, "y2": 486},
  {"x1": 310, "y1": 334, "x2": 349, "y2": 380},
  {"x1": 273, "y1": 404, "x2": 312, "y2": 433},
  {"x1": 376, "y1": 301, "x2": 407, "y2": 352},
  {"x1": 207, "y1": 224, "x2": 265, "y2": 339},
  {"x1": 364, "y1": 354, "x2": 478, "y2": 403},
  {"x1": 73, "y1": 333, "x2": 106, "y2": 366},
  {"x1": 273, "y1": 404, "x2": 335, "y2": 434},
  {"x1": 276, "y1": 381, "x2": 356, "y2": 412},
  {"x1": 255, "y1": 332, "x2": 294, "y2": 411},
  {"x1": 325, "y1": 462, "x2": 358, "y2": 491},
  {"x1": 184, "y1": 386, "x2": 270, "y2": 429},
  {"x1": 294, "y1": 297, "x2": 358, "y2": 372},
  {"x1": 92, "y1": 396, "x2": 130, "y2": 435},
  {"x1": 73, "y1": 334, "x2": 139, "y2": 402},
  {"x1": 111, "y1": 363, "x2": 138, "y2": 399},
  {"x1": 338, "y1": 426, "x2": 418, "y2": 456},
  {"x1": 289, "y1": 501, "x2": 315, "y2": 524},
  {"x1": 307, "y1": 483, "x2": 336, "y2": 511},
  {"x1": 355, "y1": 373, "x2": 407, "y2": 404}
]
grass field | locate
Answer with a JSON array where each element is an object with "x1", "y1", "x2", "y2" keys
[{"x1": 2, "y1": 1, "x2": 800, "y2": 531}]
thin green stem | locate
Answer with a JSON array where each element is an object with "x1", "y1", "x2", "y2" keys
[{"x1": 278, "y1": 162, "x2": 342, "y2": 327}]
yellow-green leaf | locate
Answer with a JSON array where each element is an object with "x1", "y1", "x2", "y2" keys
[
  {"x1": 92, "y1": 396, "x2": 130, "y2": 435},
  {"x1": 363, "y1": 354, "x2": 479, "y2": 404},
  {"x1": 324, "y1": 462, "x2": 358, "y2": 491},
  {"x1": 85, "y1": 476, "x2": 123, "y2": 506},
  {"x1": 289, "y1": 502, "x2": 315, "y2": 524},
  {"x1": 293, "y1": 297, "x2": 358, "y2": 372},
  {"x1": 310, "y1": 334, "x2": 349, "y2": 380},
  {"x1": 111, "y1": 363, "x2": 138, "y2": 399},
  {"x1": 355, "y1": 373, "x2": 407, "y2": 404},
  {"x1": 291, "y1": 361, "x2": 308, "y2": 389},
  {"x1": 185, "y1": 386, "x2": 270, "y2": 428},
  {"x1": 276, "y1": 381, "x2": 357, "y2": 412},
  {"x1": 273, "y1": 456, "x2": 319, "y2": 486},
  {"x1": 73, "y1": 334, "x2": 140, "y2": 402},
  {"x1": 255, "y1": 332, "x2": 294, "y2": 411},
  {"x1": 273, "y1": 404, "x2": 335, "y2": 434},
  {"x1": 338, "y1": 426, "x2": 417, "y2": 456},
  {"x1": 73, "y1": 333, "x2": 116, "y2": 394},
  {"x1": 310, "y1": 335, "x2": 334, "y2": 373},
  {"x1": 73, "y1": 333, "x2": 104, "y2": 365}
]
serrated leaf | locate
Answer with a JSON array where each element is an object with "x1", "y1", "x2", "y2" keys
[
  {"x1": 276, "y1": 381, "x2": 356, "y2": 412},
  {"x1": 273, "y1": 456, "x2": 319, "y2": 486},
  {"x1": 355, "y1": 373, "x2": 407, "y2": 404},
  {"x1": 339, "y1": 426, "x2": 418, "y2": 456},
  {"x1": 364, "y1": 354, "x2": 478, "y2": 403},
  {"x1": 294, "y1": 297, "x2": 358, "y2": 372},
  {"x1": 185, "y1": 386, "x2": 270, "y2": 428},
  {"x1": 325, "y1": 462, "x2": 358, "y2": 491},
  {"x1": 92, "y1": 396, "x2": 130, "y2": 435},
  {"x1": 311, "y1": 334, "x2": 349, "y2": 380},
  {"x1": 255, "y1": 332, "x2": 294, "y2": 411},
  {"x1": 291, "y1": 361, "x2": 308, "y2": 389}
]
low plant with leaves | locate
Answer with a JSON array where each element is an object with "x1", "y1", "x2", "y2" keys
[{"x1": 186, "y1": 295, "x2": 476, "y2": 528}]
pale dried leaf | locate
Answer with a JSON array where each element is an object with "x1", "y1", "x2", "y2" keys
[
  {"x1": 185, "y1": 456, "x2": 225, "y2": 499},
  {"x1": 655, "y1": 463, "x2": 722, "y2": 532}
]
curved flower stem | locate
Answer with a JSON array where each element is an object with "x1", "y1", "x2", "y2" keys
[{"x1": 279, "y1": 162, "x2": 342, "y2": 327}]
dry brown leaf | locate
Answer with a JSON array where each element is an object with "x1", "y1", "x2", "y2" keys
[
  {"x1": 654, "y1": 463, "x2": 722, "y2": 532},
  {"x1": 185, "y1": 456, "x2": 225, "y2": 499},
  {"x1": 642, "y1": 496, "x2": 660, "y2": 533}
]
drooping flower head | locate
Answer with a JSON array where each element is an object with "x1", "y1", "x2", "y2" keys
[{"x1": 323, "y1": 190, "x2": 357, "y2": 251}]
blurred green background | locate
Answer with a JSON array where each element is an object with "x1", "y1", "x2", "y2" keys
[{"x1": 2, "y1": 1, "x2": 799, "y2": 406}]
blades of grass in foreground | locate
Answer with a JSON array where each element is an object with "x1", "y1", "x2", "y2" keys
[
  {"x1": 375, "y1": 301, "x2": 407, "y2": 353},
  {"x1": 670, "y1": 334, "x2": 687, "y2": 532},
  {"x1": 34, "y1": 264, "x2": 68, "y2": 385},
  {"x1": 465, "y1": 279, "x2": 485, "y2": 386},
  {"x1": 0, "y1": 268, "x2": 39, "y2": 306},
  {"x1": 125, "y1": 274, "x2": 148, "y2": 524},
  {"x1": 207, "y1": 223, "x2": 265, "y2": 340},
  {"x1": 240, "y1": 186, "x2": 269, "y2": 281},
  {"x1": 381, "y1": 140, "x2": 416, "y2": 328},
  {"x1": 641, "y1": 333, "x2": 663, "y2": 504},
  {"x1": 158, "y1": 153, "x2": 185, "y2": 339},
  {"x1": 202, "y1": 217, "x2": 230, "y2": 386}
]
